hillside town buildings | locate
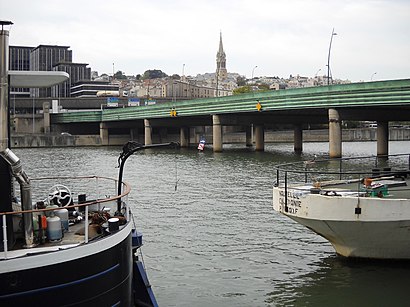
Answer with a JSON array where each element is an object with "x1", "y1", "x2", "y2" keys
[{"x1": 9, "y1": 33, "x2": 350, "y2": 101}]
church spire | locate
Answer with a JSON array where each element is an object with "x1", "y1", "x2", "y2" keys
[
  {"x1": 216, "y1": 32, "x2": 227, "y2": 81},
  {"x1": 218, "y1": 32, "x2": 224, "y2": 55}
]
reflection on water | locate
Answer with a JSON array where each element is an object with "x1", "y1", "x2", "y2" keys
[
  {"x1": 13, "y1": 141, "x2": 410, "y2": 307},
  {"x1": 267, "y1": 256, "x2": 410, "y2": 307}
]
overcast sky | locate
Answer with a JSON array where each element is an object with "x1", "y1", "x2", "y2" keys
[{"x1": 2, "y1": 0, "x2": 409, "y2": 82}]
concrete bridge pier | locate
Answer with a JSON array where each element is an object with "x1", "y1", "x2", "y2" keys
[
  {"x1": 377, "y1": 121, "x2": 389, "y2": 157},
  {"x1": 254, "y1": 124, "x2": 264, "y2": 151},
  {"x1": 180, "y1": 127, "x2": 190, "y2": 148},
  {"x1": 43, "y1": 102, "x2": 50, "y2": 134},
  {"x1": 328, "y1": 108, "x2": 342, "y2": 158},
  {"x1": 213, "y1": 115, "x2": 223, "y2": 152},
  {"x1": 246, "y1": 125, "x2": 253, "y2": 147},
  {"x1": 144, "y1": 119, "x2": 152, "y2": 145},
  {"x1": 294, "y1": 124, "x2": 303, "y2": 153},
  {"x1": 100, "y1": 122, "x2": 109, "y2": 145}
]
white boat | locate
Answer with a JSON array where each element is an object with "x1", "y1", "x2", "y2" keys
[{"x1": 272, "y1": 153, "x2": 410, "y2": 260}]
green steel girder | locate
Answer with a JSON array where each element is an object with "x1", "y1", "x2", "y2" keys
[{"x1": 51, "y1": 79, "x2": 410, "y2": 124}]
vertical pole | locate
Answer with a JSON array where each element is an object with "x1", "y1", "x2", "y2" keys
[
  {"x1": 32, "y1": 98, "x2": 35, "y2": 133},
  {"x1": 294, "y1": 124, "x2": 303, "y2": 153},
  {"x1": 85, "y1": 205, "x2": 89, "y2": 244},
  {"x1": 377, "y1": 121, "x2": 389, "y2": 157},
  {"x1": 2, "y1": 215, "x2": 7, "y2": 258},
  {"x1": 284, "y1": 171, "x2": 288, "y2": 213},
  {"x1": 254, "y1": 124, "x2": 264, "y2": 152},
  {"x1": 96, "y1": 177, "x2": 100, "y2": 211},
  {"x1": 212, "y1": 115, "x2": 223, "y2": 152},
  {"x1": 144, "y1": 119, "x2": 152, "y2": 145},
  {"x1": 328, "y1": 108, "x2": 342, "y2": 158},
  {"x1": 0, "y1": 27, "x2": 15, "y2": 251}
]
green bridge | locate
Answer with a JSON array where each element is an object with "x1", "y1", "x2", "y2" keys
[{"x1": 51, "y1": 79, "x2": 410, "y2": 157}]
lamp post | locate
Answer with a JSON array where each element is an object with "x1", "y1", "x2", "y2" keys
[
  {"x1": 327, "y1": 28, "x2": 337, "y2": 85},
  {"x1": 252, "y1": 65, "x2": 258, "y2": 80},
  {"x1": 371, "y1": 72, "x2": 377, "y2": 81}
]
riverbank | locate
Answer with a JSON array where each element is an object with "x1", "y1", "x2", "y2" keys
[{"x1": 10, "y1": 128, "x2": 410, "y2": 148}]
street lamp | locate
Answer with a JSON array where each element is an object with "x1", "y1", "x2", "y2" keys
[
  {"x1": 371, "y1": 72, "x2": 377, "y2": 81},
  {"x1": 315, "y1": 68, "x2": 321, "y2": 77},
  {"x1": 252, "y1": 65, "x2": 258, "y2": 80},
  {"x1": 327, "y1": 28, "x2": 337, "y2": 85}
]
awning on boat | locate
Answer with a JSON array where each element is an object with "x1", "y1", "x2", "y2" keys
[{"x1": 8, "y1": 71, "x2": 69, "y2": 88}]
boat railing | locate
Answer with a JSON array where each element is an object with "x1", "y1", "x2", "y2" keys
[
  {"x1": 1, "y1": 176, "x2": 130, "y2": 259},
  {"x1": 274, "y1": 153, "x2": 410, "y2": 205}
]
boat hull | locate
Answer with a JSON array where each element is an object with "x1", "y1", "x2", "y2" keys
[
  {"x1": 289, "y1": 216, "x2": 410, "y2": 259},
  {"x1": 273, "y1": 186, "x2": 410, "y2": 259},
  {"x1": 0, "y1": 225, "x2": 133, "y2": 306}
]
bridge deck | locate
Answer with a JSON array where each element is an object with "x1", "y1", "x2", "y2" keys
[{"x1": 51, "y1": 79, "x2": 410, "y2": 124}]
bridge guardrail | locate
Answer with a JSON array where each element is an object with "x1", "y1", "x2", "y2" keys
[{"x1": 51, "y1": 79, "x2": 410, "y2": 124}]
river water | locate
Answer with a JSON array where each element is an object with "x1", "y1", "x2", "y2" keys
[{"x1": 14, "y1": 141, "x2": 410, "y2": 307}]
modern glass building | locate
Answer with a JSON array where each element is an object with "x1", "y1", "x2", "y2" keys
[
  {"x1": 30, "y1": 45, "x2": 73, "y2": 97},
  {"x1": 9, "y1": 45, "x2": 33, "y2": 97},
  {"x1": 52, "y1": 62, "x2": 91, "y2": 97},
  {"x1": 70, "y1": 81, "x2": 119, "y2": 98}
]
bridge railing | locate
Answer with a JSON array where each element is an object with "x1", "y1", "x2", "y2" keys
[{"x1": 51, "y1": 79, "x2": 410, "y2": 124}]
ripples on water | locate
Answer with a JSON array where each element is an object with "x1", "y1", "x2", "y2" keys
[{"x1": 14, "y1": 141, "x2": 410, "y2": 307}]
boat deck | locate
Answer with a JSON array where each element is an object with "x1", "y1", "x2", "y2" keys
[
  {"x1": 2, "y1": 212, "x2": 117, "y2": 260},
  {"x1": 286, "y1": 176, "x2": 410, "y2": 200}
]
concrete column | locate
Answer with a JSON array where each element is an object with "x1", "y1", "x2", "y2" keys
[
  {"x1": 144, "y1": 119, "x2": 152, "y2": 145},
  {"x1": 180, "y1": 127, "x2": 190, "y2": 148},
  {"x1": 42, "y1": 102, "x2": 50, "y2": 134},
  {"x1": 377, "y1": 121, "x2": 389, "y2": 157},
  {"x1": 245, "y1": 125, "x2": 253, "y2": 147},
  {"x1": 328, "y1": 108, "x2": 342, "y2": 158},
  {"x1": 99, "y1": 122, "x2": 109, "y2": 145},
  {"x1": 294, "y1": 124, "x2": 303, "y2": 153},
  {"x1": 212, "y1": 115, "x2": 223, "y2": 152},
  {"x1": 254, "y1": 124, "x2": 264, "y2": 152}
]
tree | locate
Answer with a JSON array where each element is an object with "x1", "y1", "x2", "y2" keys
[
  {"x1": 233, "y1": 86, "x2": 252, "y2": 95},
  {"x1": 236, "y1": 76, "x2": 246, "y2": 86},
  {"x1": 142, "y1": 69, "x2": 168, "y2": 79},
  {"x1": 114, "y1": 70, "x2": 127, "y2": 80},
  {"x1": 257, "y1": 84, "x2": 270, "y2": 92}
]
